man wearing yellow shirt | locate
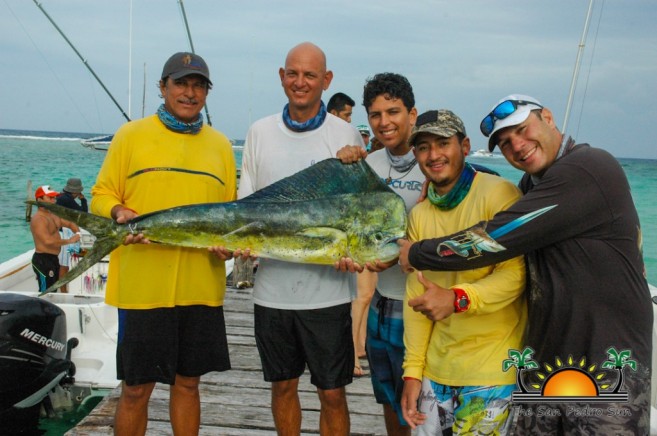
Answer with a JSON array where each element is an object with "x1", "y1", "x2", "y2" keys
[
  {"x1": 91, "y1": 52, "x2": 236, "y2": 435},
  {"x1": 400, "y1": 110, "x2": 526, "y2": 435}
]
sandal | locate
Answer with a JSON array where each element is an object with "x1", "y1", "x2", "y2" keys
[{"x1": 353, "y1": 362, "x2": 369, "y2": 378}]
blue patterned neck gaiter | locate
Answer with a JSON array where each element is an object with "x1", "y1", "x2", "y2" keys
[
  {"x1": 282, "y1": 101, "x2": 327, "y2": 132},
  {"x1": 157, "y1": 104, "x2": 203, "y2": 134}
]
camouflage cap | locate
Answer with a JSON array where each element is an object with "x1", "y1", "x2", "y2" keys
[{"x1": 408, "y1": 109, "x2": 467, "y2": 146}]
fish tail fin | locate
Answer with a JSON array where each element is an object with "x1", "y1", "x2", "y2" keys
[
  {"x1": 26, "y1": 201, "x2": 127, "y2": 295},
  {"x1": 42, "y1": 235, "x2": 123, "y2": 295},
  {"x1": 26, "y1": 200, "x2": 113, "y2": 235}
]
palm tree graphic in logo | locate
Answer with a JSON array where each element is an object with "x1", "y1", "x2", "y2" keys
[
  {"x1": 503, "y1": 346, "x2": 635, "y2": 403},
  {"x1": 502, "y1": 346, "x2": 539, "y2": 393},
  {"x1": 601, "y1": 347, "x2": 637, "y2": 393}
]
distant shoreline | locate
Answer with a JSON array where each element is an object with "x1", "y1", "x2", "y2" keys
[
  {"x1": 0, "y1": 128, "x2": 246, "y2": 147},
  {"x1": 0, "y1": 128, "x2": 648, "y2": 161}
]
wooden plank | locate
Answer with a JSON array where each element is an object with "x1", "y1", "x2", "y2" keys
[
  {"x1": 147, "y1": 382, "x2": 383, "y2": 416},
  {"x1": 67, "y1": 286, "x2": 388, "y2": 435}
]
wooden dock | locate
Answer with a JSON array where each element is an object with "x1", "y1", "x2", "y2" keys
[{"x1": 66, "y1": 286, "x2": 389, "y2": 435}]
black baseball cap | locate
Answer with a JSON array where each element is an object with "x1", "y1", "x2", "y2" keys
[{"x1": 161, "y1": 52, "x2": 212, "y2": 85}]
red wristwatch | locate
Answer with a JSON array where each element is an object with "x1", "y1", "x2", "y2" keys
[{"x1": 453, "y1": 288, "x2": 470, "y2": 313}]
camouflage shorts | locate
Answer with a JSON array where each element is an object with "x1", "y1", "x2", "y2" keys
[{"x1": 509, "y1": 370, "x2": 651, "y2": 435}]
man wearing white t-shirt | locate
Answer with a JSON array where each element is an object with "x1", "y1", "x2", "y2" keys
[
  {"x1": 238, "y1": 42, "x2": 363, "y2": 435},
  {"x1": 335, "y1": 72, "x2": 421, "y2": 436}
]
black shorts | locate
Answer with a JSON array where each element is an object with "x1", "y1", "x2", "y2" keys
[
  {"x1": 31, "y1": 252, "x2": 59, "y2": 292},
  {"x1": 254, "y1": 303, "x2": 353, "y2": 390},
  {"x1": 117, "y1": 305, "x2": 231, "y2": 386}
]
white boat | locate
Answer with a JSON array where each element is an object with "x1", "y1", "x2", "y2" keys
[
  {"x1": 81, "y1": 134, "x2": 113, "y2": 151},
  {"x1": 0, "y1": 233, "x2": 233, "y2": 430},
  {"x1": 0, "y1": 240, "x2": 116, "y2": 389},
  {"x1": 0, "y1": 235, "x2": 115, "y2": 430},
  {"x1": 472, "y1": 149, "x2": 494, "y2": 158}
]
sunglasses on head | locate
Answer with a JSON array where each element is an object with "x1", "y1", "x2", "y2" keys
[{"x1": 480, "y1": 100, "x2": 543, "y2": 137}]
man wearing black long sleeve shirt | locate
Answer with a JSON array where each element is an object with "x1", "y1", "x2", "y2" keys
[{"x1": 398, "y1": 94, "x2": 651, "y2": 435}]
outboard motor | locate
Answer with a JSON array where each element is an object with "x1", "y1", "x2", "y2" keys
[{"x1": 0, "y1": 293, "x2": 71, "y2": 432}]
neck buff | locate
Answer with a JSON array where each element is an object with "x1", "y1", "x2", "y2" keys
[
  {"x1": 282, "y1": 101, "x2": 327, "y2": 132},
  {"x1": 427, "y1": 163, "x2": 476, "y2": 210},
  {"x1": 157, "y1": 104, "x2": 203, "y2": 134},
  {"x1": 386, "y1": 147, "x2": 416, "y2": 172}
]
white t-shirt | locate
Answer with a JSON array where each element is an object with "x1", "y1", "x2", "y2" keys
[
  {"x1": 58, "y1": 227, "x2": 80, "y2": 268},
  {"x1": 366, "y1": 149, "x2": 425, "y2": 299},
  {"x1": 238, "y1": 113, "x2": 364, "y2": 310}
]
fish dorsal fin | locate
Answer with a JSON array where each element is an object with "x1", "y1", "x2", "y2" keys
[{"x1": 240, "y1": 158, "x2": 393, "y2": 203}]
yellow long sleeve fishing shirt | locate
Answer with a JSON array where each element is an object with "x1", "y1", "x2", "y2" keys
[
  {"x1": 403, "y1": 172, "x2": 527, "y2": 386},
  {"x1": 91, "y1": 115, "x2": 236, "y2": 309}
]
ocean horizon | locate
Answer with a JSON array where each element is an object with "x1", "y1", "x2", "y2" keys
[{"x1": 1, "y1": 128, "x2": 655, "y2": 286}]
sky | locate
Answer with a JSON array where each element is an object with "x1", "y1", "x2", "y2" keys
[{"x1": 2, "y1": 0, "x2": 657, "y2": 159}]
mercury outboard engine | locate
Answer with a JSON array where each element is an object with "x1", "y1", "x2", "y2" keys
[{"x1": 0, "y1": 293, "x2": 72, "y2": 433}]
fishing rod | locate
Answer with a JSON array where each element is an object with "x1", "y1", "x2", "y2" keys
[
  {"x1": 32, "y1": 0, "x2": 131, "y2": 123},
  {"x1": 562, "y1": 0, "x2": 594, "y2": 136},
  {"x1": 178, "y1": 0, "x2": 212, "y2": 126}
]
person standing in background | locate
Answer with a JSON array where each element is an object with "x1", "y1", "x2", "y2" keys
[
  {"x1": 238, "y1": 42, "x2": 363, "y2": 435},
  {"x1": 91, "y1": 52, "x2": 237, "y2": 435},
  {"x1": 357, "y1": 124, "x2": 371, "y2": 150},
  {"x1": 30, "y1": 185, "x2": 80, "y2": 292},
  {"x1": 353, "y1": 122, "x2": 372, "y2": 369},
  {"x1": 56, "y1": 177, "x2": 87, "y2": 292},
  {"x1": 56, "y1": 177, "x2": 88, "y2": 212},
  {"x1": 327, "y1": 91, "x2": 356, "y2": 123}
]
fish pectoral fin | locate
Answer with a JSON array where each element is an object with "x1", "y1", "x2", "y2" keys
[
  {"x1": 223, "y1": 221, "x2": 267, "y2": 237},
  {"x1": 297, "y1": 227, "x2": 346, "y2": 242}
]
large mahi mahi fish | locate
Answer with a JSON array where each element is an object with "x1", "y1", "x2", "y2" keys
[{"x1": 29, "y1": 158, "x2": 407, "y2": 294}]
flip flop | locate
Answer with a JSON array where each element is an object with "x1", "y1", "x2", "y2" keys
[{"x1": 353, "y1": 362, "x2": 370, "y2": 378}]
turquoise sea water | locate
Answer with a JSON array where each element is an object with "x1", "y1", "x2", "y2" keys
[
  {"x1": 0, "y1": 129, "x2": 244, "y2": 435},
  {"x1": 0, "y1": 129, "x2": 655, "y2": 287}
]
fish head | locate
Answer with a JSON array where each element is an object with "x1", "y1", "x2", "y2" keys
[
  {"x1": 349, "y1": 229, "x2": 405, "y2": 263},
  {"x1": 346, "y1": 194, "x2": 407, "y2": 263}
]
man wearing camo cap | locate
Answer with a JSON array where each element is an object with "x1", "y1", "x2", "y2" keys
[
  {"x1": 399, "y1": 95, "x2": 652, "y2": 434},
  {"x1": 399, "y1": 109, "x2": 526, "y2": 435}
]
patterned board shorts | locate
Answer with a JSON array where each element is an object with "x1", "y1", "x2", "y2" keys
[{"x1": 416, "y1": 377, "x2": 515, "y2": 435}]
